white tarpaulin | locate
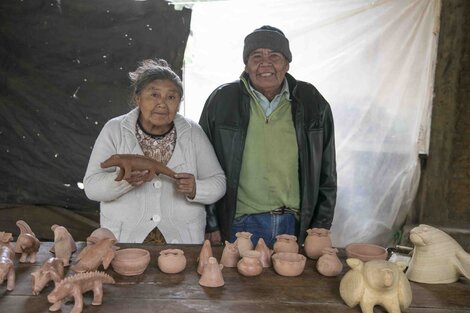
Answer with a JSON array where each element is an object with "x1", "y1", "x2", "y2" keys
[{"x1": 182, "y1": 0, "x2": 440, "y2": 247}]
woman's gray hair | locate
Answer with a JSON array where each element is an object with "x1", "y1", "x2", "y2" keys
[{"x1": 129, "y1": 59, "x2": 183, "y2": 104}]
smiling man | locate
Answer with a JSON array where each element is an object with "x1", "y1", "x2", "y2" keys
[{"x1": 199, "y1": 26, "x2": 337, "y2": 248}]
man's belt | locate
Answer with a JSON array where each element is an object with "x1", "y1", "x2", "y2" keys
[{"x1": 269, "y1": 206, "x2": 298, "y2": 215}]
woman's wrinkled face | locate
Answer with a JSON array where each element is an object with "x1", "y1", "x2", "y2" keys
[{"x1": 135, "y1": 79, "x2": 181, "y2": 134}]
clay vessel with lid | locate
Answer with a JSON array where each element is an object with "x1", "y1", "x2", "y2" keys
[
  {"x1": 304, "y1": 228, "x2": 332, "y2": 259},
  {"x1": 87, "y1": 227, "x2": 118, "y2": 246},
  {"x1": 316, "y1": 247, "x2": 343, "y2": 277},
  {"x1": 235, "y1": 232, "x2": 253, "y2": 257},
  {"x1": 272, "y1": 252, "x2": 306, "y2": 277},
  {"x1": 111, "y1": 248, "x2": 150, "y2": 276},
  {"x1": 273, "y1": 234, "x2": 299, "y2": 254},
  {"x1": 220, "y1": 241, "x2": 240, "y2": 268},
  {"x1": 237, "y1": 250, "x2": 263, "y2": 277},
  {"x1": 158, "y1": 249, "x2": 187, "y2": 274},
  {"x1": 255, "y1": 238, "x2": 273, "y2": 267},
  {"x1": 199, "y1": 257, "x2": 224, "y2": 287},
  {"x1": 197, "y1": 240, "x2": 213, "y2": 275}
]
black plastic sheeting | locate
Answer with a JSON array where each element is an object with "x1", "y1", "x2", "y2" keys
[{"x1": 0, "y1": 0, "x2": 191, "y2": 211}]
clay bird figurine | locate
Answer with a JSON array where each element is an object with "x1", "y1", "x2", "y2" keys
[
  {"x1": 15, "y1": 220, "x2": 40, "y2": 263},
  {"x1": 71, "y1": 238, "x2": 118, "y2": 273},
  {"x1": 50, "y1": 224, "x2": 77, "y2": 267}
]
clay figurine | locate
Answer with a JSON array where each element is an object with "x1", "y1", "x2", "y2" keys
[
  {"x1": 199, "y1": 257, "x2": 224, "y2": 287},
  {"x1": 71, "y1": 238, "x2": 117, "y2": 273},
  {"x1": 220, "y1": 241, "x2": 240, "y2": 268},
  {"x1": 86, "y1": 227, "x2": 118, "y2": 246},
  {"x1": 235, "y1": 231, "x2": 253, "y2": 257},
  {"x1": 316, "y1": 247, "x2": 343, "y2": 277},
  {"x1": 406, "y1": 224, "x2": 470, "y2": 284},
  {"x1": 304, "y1": 228, "x2": 332, "y2": 259},
  {"x1": 197, "y1": 239, "x2": 213, "y2": 275},
  {"x1": 31, "y1": 257, "x2": 65, "y2": 295},
  {"x1": 255, "y1": 238, "x2": 273, "y2": 267},
  {"x1": 47, "y1": 271, "x2": 115, "y2": 313},
  {"x1": 100, "y1": 154, "x2": 177, "y2": 180},
  {"x1": 158, "y1": 249, "x2": 187, "y2": 274},
  {"x1": 50, "y1": 224, "x2": 77, "y2": 266},
  {"x1": 237, "y1": 250, "x2": 263, "y2": 277},
  {"x1": 15, "y1": 220, "x2": 41, "y2": 263},
  {"x1": 340, "y1": 258, "x2": 412, "y2": 313},
  {"x1": 0, "y1": 232, "x2": 15, "y2": 291},
  {"x1": 272, "y1": 252, "x2": 306, "y2": 277},
  {"x1": 273, "y1": 234, "x2": 299, "y2": 254}
]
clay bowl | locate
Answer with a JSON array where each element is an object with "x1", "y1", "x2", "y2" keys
[
  {"x1": 272, "y1": 252, "x2": 306, "y2": 277},
  {"x1": 111, "y1": 248, "x2": 150, "y2": 276},
  {"x1": 345, "y1": 243, "x2": 388, "y2": 262}
]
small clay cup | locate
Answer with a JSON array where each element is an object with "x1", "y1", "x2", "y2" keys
[
  {"x1": 111, "y1": 248, "x2": 150, "y2": 276},
  {"x1": 158, "y1": 249, "x2": 187, "y2": 274},
  {"x1": 345, "y1": 243, "x2": 387, "y2": 262},
  {"x1": 272, "y1": 252, "x2": 306, "y2": 277}
]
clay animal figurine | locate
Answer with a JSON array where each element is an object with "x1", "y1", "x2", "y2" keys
[
  {"x1": 71, "y1": 238, "x2": 118, "y2": 273},
  {"x1": 0, "y1": 233, "x2": 15, "y2": 291},
  {"x1": 316, "y1": 247, "x2": 343, "y2": 277},
  {"x1": 237, "y1": 250, "x2": 263, "y2": 277},
  {"x1": 86, "y1": 228, "x2": 117, "y2": 246},
  {"x1": 100, "y1": 154, "x2": 177, "y2": 180},
  {"x1": 197, "y1": 240, "x2": 213, "y2": 275},
  {"x1": 31, "y1": 257, "x2": 65, "y2": 295},
  {"x1": 47, "y1": 271, "x2": 115, "y2": 313},
  {"x1": 220, "y1": 241, "x2": 240, "y2": 268},
  {"x1": 199, "y1": 257, "x2": 224, "y2": 287},
  {"x1": 340, "y1": 258, "x2": 412, "y2": 313},
  {"x1": 255, "y1": 238, "x2": 273, "y2": 267},
  {"x1": 235, "y1": 232, "x2": 253, "y2": 257},
  {"x1": 50, "y1": 224, "x2": 77, "y2": 266},
  {"x1": 15, "y1": 220, "x2": 41, "y2": 263},
  {"x1": 304, "y1": 228, "x2": 333, "y2": 259},
  {"x1": 273, "y1": 234, "x2": 299, "y2": 254},
  {"x1": 158, "y1": 249, "x2": 187, "y2": 274},
  {"x1": 406, "y1": 224, "x2": 470, "y2": 284}
]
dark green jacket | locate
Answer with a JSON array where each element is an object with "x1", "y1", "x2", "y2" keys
[{"x1": 199, "y1": 72, "x2": 337, "y2": 244}]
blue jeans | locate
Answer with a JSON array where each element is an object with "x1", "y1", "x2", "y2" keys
[{"x1": 230, "y1": 213, "x2": 298, "y2": 248}]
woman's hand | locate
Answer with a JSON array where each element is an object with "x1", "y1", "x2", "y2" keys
[
  {"x1": 205, "y1": 231, "x2": 222, "y2": 245},
  {"x1": 174, "y1": 173, "x2": 196, "y2": 199},
  {"x1": 125, "y1": 170, "x2": 149, "y2": 186}
]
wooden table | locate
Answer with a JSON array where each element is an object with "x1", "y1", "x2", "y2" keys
[{"x1": 2, "y1": 242, "x2": 469, "y2": 313}]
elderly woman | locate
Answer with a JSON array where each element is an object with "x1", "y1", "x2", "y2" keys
[{"x1": 84, "y1": 59, "x2": 226, "y2": 244}]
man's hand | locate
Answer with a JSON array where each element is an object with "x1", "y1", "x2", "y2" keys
[
  {"x1": 174, "y1": 173, "x2": 196, "y2": 199},
  {"x1": 205, "y1": 231, "x2": 222, "y2": 245},
  {"x1": 101, "y1": 154, "x2": 176, "y2": 181}
]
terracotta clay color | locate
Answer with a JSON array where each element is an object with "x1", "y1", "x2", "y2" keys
[
  {"x1": 31, "y1": 257, "x2": 65, "y2": 295},
  {"x1": 304, "y1": 228, "x2": 333, "y2": 259},
  {"x1": 406, "y1": 224, "x2": 470, "y2": 284},
  {"x1": 237, "y1": 250, "x2": 263, "y2": 277},
  {"x1": 71, "y1": 238, "x2": 118, "y2": 273},
  {"x1": 345, "y1": 243, "x2": 388, "y2": 262},
  {"x1": 0, "y1": 233, "x2": 15, "y2": 291},
  {"x1": 340, "y1": 258, "x2": 412, "y2": 313},
  {"x1": 111, "y1": 248, "x2": 150, "y2": 276},
  {"x1": 235, "y1": 232, "x2": 253, "y2": 257},
  {"x1": 87, "y1": 228, "x2": 118, "y2": 246},
  {"x1": 158, "y1": 249, "x2": 186, "y2": 274},
  {"x1": 197, "y1": 240, "x2": 213, "y2": 275},
  {"x1": 50, "y1": 224, "x2": 77, "y2": 267},
  {"x1": 15, "y1": 220, "x2": 41, "y2": 263},
  {"x1": 272, "y1": 252, "x2": 306, "y2": 277},
  {"x1": 100, "y1": 154, "x2": 177, "y2": 180},
  {"x1": 199, "y1": 257, "x2": 224, "y2": 287},
  {"x1": 220, "y1": 241, "x2": 240, "y2": 268},
  {"x1": 47, "y1": 271, "x2": 115, "y2": 313},
  {"x1": 273, "y1": 234, "x2": 299, "y2": 254},
  {"x1": 255, "y1": 238, "x2": 273, "y2": 268},
  {"x1": 316, "y1": 247, "x2": 343, "y2": 277}
]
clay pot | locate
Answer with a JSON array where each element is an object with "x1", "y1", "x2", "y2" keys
[
  {"x1": 316, "y1": 247, "x2": 343, "y2": 277},
  {"x1": 272, "y1": 252, "x2": 306, "y2": 277},
  {"x1": 87, "y1": 228, "x2": 117, "y2": 246},
  {"x1": 345, "y1": 243, "x2": 388, "y2": 262},
  {"x1": 304, "y1": 228, "x2": 332, "y2": 259},
  {"x1": 158, "y1": 249, "x2": 186, "y2": 274},
  {"x1": 273, "y1": 234, "x2": 299, "y2": 254},
  {"x1": 111, "y1": 248, "x2": 150, "y2": 276},
  {"x1": 220, "y1": 241, "x2": 240, "y2": 268},
  {"x1": 235, "y1": 232, "x2": 253, "y2": 257},
  {"x1": 199, "y1": 257, "x2": 224, "y2": 287},
  {"x1": 237, "y1": 250, "x2": 263, "y2": 277},
  {"x1": 255, "y1": 238, "x2": 273, "y2": 267},
  {"x1": 197, "y1": 240, "x2": 213, "y2": 275}
]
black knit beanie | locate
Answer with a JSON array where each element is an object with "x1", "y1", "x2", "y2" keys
[{"x1": 243, "y1": 25, "x2": 292, "y2": 64}]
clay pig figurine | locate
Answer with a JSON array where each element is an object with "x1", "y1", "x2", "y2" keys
[
  {"x1": 71, "y1": 238, "x2": 118, "y2": 273},
  {"x1": 15, "y1": 220, "x2": 41, "y2": 263},
  {"x1": 0, "y1": 232, "x2": 15, "y2": 291},
  {"x1": 31, "y1": 257, "x2": 65, "y2": 295},
  {"x1": 340, "y1": 258, "x2": 412, "y2": 313}
]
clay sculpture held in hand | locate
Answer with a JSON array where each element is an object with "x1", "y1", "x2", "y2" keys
[
  {"x1": 199, "y1": 257, "x2": 224, "y2": 287},
  {"x1": 47, "y1": 271, "x2": 115, "y2": 313},
  {"x1": 50, "y1": 224, "x2": 77, "y2": 267},
  {"x1": 15, "y1": 220, "x2": 41, "y2": 263},
  {"x1": 31, "y1": 257, "x2": 65, "y2": 295},
  {"x1": 0, "y1": 232, "x2": 15, "y2": 291},
  {"x1": 340, "y1": 258, "x2": 412, "y2": 313},
  {"x1": 71, "y1": 238, "x2": 118, "y2": 273},
  {"x1": 100, "y1": 154, "x2": 177, "y2": 181},
  {"x1": 197, "y1": 240, "x2": 213, "y2": 275},
  {"x1": 406, "y1": 224, "x2": 470, "y2": 284},
  {"x1": 304, "y1": 228, "x2": 333, "y2": 259}
]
